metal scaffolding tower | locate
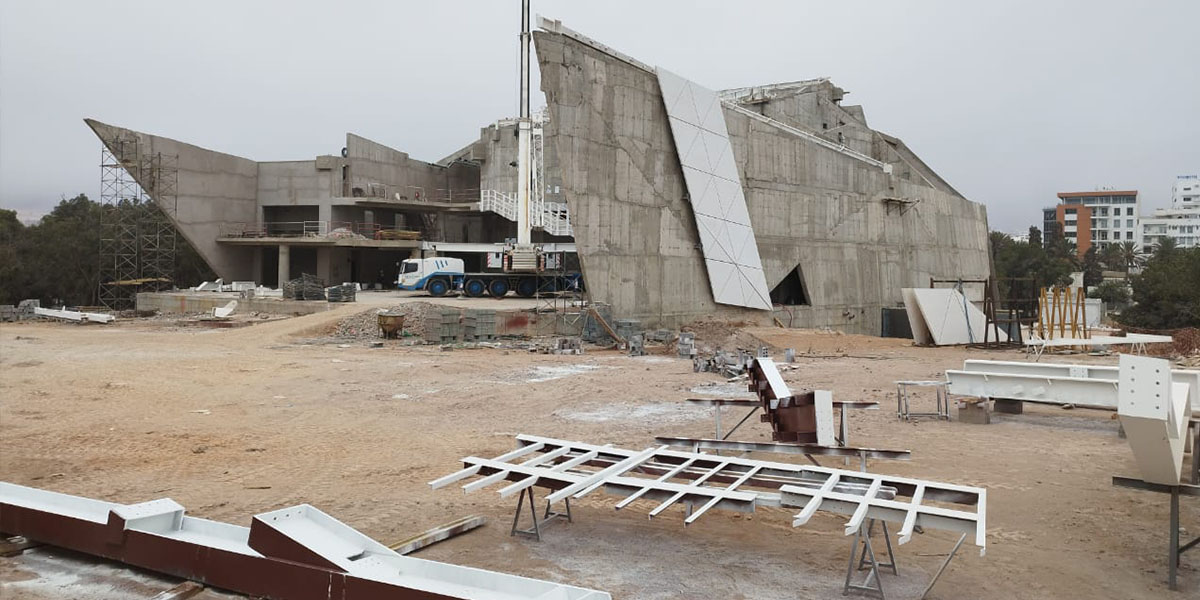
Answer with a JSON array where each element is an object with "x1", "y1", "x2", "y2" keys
[{"x1": 98, "y1": 139, "x2": 179, "y2": 310}]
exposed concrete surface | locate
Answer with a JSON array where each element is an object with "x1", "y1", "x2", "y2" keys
[
  {"x1": 86, "y1": 118, "x2": 259, "y2": 282},
  {"x1": 135, "y1": 292, "x2": 331, "y2": 316},
  {"x1": 534, "y1": 30, "x2": 991, "y2": 333}
]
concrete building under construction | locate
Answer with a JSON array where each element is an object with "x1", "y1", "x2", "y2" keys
[{"x1": 88, "y1": 18, "x2": 990, "y2": 334}]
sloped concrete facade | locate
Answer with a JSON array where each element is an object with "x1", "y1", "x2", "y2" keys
[
  {"x1": 534, "y1": 30, "x2": 991, "y2": 333},
  {"x1": 87, "y1": 118, "x2": 260, "y2": 281}
]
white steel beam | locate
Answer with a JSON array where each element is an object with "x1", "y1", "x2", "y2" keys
[
  {"x1": 1118, "y1": 355, "x2": 1192, "y2": 485},
  {"x1": 945, "y1": 369, "x2": 1120, "y2": 410},
  {"x1": 959, "y1": 359, "x2": 1200, "y2": 411}
]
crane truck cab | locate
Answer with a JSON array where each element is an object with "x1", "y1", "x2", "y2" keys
[{"x1": 396, "y1": 257, "x2": 464, "y2": 297}]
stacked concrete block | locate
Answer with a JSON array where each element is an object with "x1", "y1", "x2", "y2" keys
[
  {"x1": 615, "y1": 319, "x2": 642, "y2": 344},
  {"x1": 471, "y1": 309, "x2": 497, "y2": 341},
  {"x1": 581, "y1": 305, "x2": 615, "y2": 343},
  {"x1": 437, "y1": 309, "x2": 461, "y2": 344},
  {"x1": 677, "y1": 332, "x2": 696, "y2": 358},
  {"x1": 16, "y1": 299, "x2": 40, "y2": 320}
]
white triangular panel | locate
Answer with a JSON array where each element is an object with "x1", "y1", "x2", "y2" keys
[
  {"x1": 698, "y1": 92, "x2": 728, "y2": 135},
  {"x1": 682, "y1": 167, "x2": 720, "y2": 218},
  {"x1": 711, "y1": 178, "x2": 745, "y2": 224},
  {"x1": 699, "y1": 130, "x2": 728, "y2": 178},
  {"x1": 726, "y1": 223, "x2": 756, "y2": 264},
  {"x1": 657, "y1": 69, "x2": 689, "y2": 119},
  {"x1": 694, "y1": 214, "x2": 733, "y2": 262},
  {"x1": 705, "y1": 259, "x2": 740, "y2": 305}
]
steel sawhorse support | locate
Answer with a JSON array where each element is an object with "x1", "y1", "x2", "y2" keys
[{"x1": 511, "y1": 487, "x2": 572, "y2": 541}]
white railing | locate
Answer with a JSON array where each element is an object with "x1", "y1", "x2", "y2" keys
[
  {"x1": 480, "y1": 189, "x2": 518, "y2": 220},
  {"x1": 480, "y1": 189, "x2": 574, "y2": 238},
  {"x1": 541, "y1": 200, "x2": 573, "y2": 236}
]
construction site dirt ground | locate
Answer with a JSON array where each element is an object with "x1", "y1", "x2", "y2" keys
[{"x1": 1, "y1": 309, "x2": 1196, "y2": 599}]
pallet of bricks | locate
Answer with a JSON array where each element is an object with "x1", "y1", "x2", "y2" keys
[
  {"x1": 427, "y1": 309, "x2": 497, "y2": 344},
  {"x1": 430, "y1": 309, "x2": 460, "y2": 344},
  {"x1": 469, "y1": 309, "x2": 496, "y2": 342}
]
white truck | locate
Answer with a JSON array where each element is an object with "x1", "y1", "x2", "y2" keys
[{"x1": 395, "y1": 256, "x2": 582, "y2": 298}]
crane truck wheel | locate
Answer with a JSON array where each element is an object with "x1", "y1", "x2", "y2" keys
[
  {"x1": 487, "y1": 278, "x2": 510, "y2": 298},
  {"x1": 427, "y1": 278, "x2": 450, "y2": 297},
  {"x1": 464, "y1": 278, "x2": 487, "y2": 297},
  {"x1": 516, "y1": 278, "x2": 537, "y2": 298}
]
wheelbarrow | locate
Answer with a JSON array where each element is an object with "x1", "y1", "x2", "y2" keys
[{"x1": 378, "y1": 312, "x2": 405, "y2": 339}]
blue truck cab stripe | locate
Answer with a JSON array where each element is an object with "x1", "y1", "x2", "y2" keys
[{"x1": 398, "y1": 271, "x2": 463, "y2": 291}]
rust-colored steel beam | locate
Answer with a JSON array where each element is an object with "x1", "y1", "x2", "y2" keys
[{"x1": 0, "y1": 482, "x2": 607, "y2": 600}]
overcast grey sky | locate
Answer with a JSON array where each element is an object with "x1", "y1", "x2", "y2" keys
[{"x1": 1, "y1": 0, "x2": 1197, "y2": 232}]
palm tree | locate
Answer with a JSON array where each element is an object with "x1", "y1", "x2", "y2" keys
[
  {"x1": 1117, "y1": 241, "x2": 1143, "y2": 272},
  {"x1": 1152, "y1": 237, "x2": 1178, "y2": 259},
  {"x1": 1098, "y1": 243, "x2": 1124, "y2": 271}
]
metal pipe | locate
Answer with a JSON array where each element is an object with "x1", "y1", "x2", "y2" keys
[{"x1": 516, "y1": 0, "x2": 532, "y2": 244}]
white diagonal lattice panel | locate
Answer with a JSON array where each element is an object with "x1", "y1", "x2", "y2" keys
[{"x1": 658, "y1": 67, "x2": 771, "y2": 311}]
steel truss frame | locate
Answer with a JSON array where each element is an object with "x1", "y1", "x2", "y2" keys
[{"x1": 431, "y1": 434, "x2": 987, "y2": 555}]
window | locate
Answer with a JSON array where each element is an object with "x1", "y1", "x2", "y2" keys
[
  {"x1": 1126, "y1": 207, "x2": 1134, "y2": 215},
  {"x1": 1126, "y1": 231, "x2": 1133, "y2": 239},
  {"x1": 1099, "y1": 207, "x2": 1108, "y2": 216},
  {"x1": 1127, "y1": 219, "x2": 1133, "y2": 228},
  {"x1": 401, "y1": 262, "x2": 419, "y2": 274}
]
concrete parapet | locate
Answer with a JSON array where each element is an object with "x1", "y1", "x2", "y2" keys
[{"x1": 136, "y1": 292, "x2": 331, "y2": 316}]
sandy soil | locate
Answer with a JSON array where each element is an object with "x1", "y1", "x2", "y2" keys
[{"x1": 0, "y1": 312, "x2": 1195, "y2": 599}]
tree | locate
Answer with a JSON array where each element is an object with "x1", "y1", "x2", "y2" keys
[
  {"x1": 1117, "y1": 241, "x2": 1144, "y2": 272},
  {"x1": 1027, "y1": 226, "x2": 1042, "y2": 248},
  {"x1": 1119, "y1": 246, "x2": 1200, "y2": 329},
  {"x1": 990, "y1": 228, "x2": 1074, "y2": 290},
  {"x1": 0, "y1": 210, "x2": 26, "y2": 304},
  {"x1": 1151, "y1": 237, "x2": 1178, "y2": 259},
  {"x1": 1088, "y1": 280, "x2": 1130, "y2": 309},
  {"x1": 0, "y1": 195, "x2": 215, "y2": 307},
  {"x1": 1081, "y1": 246, "x2": 1103, "y2": 288},
  {"x1": 1098, "y1": 243, "x2": 1123, "y2": 272}
]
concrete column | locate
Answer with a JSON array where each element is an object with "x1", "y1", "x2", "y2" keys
[
  {"x1": 316, "y1": 247, "x2": 332, "y2": 283},
  {"x1": 278, "y1": 244, "x2": 290, "y2": 286}
]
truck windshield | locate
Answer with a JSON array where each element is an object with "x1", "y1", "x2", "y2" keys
[{"x1": 401, "y1": 262, "x2": 418, "y2": 274}]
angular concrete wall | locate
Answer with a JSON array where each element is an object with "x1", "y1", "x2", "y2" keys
[
  {"x1": 345, "y1": 134, "x2": 455, "y2": 201},
  {"x1": 534, "y1": 31, "x2": 991, "y2": 333},
  {"x1": 257, "y1": 160, "x2": 334, "y2": 208},
  {"x1": 86, "y1": 119, "x2": 258, "y2": 281}
]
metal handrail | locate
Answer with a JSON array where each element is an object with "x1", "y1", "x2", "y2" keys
[{"x1": 218, "y1": 221, "x2": 419, "y2": 239}]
